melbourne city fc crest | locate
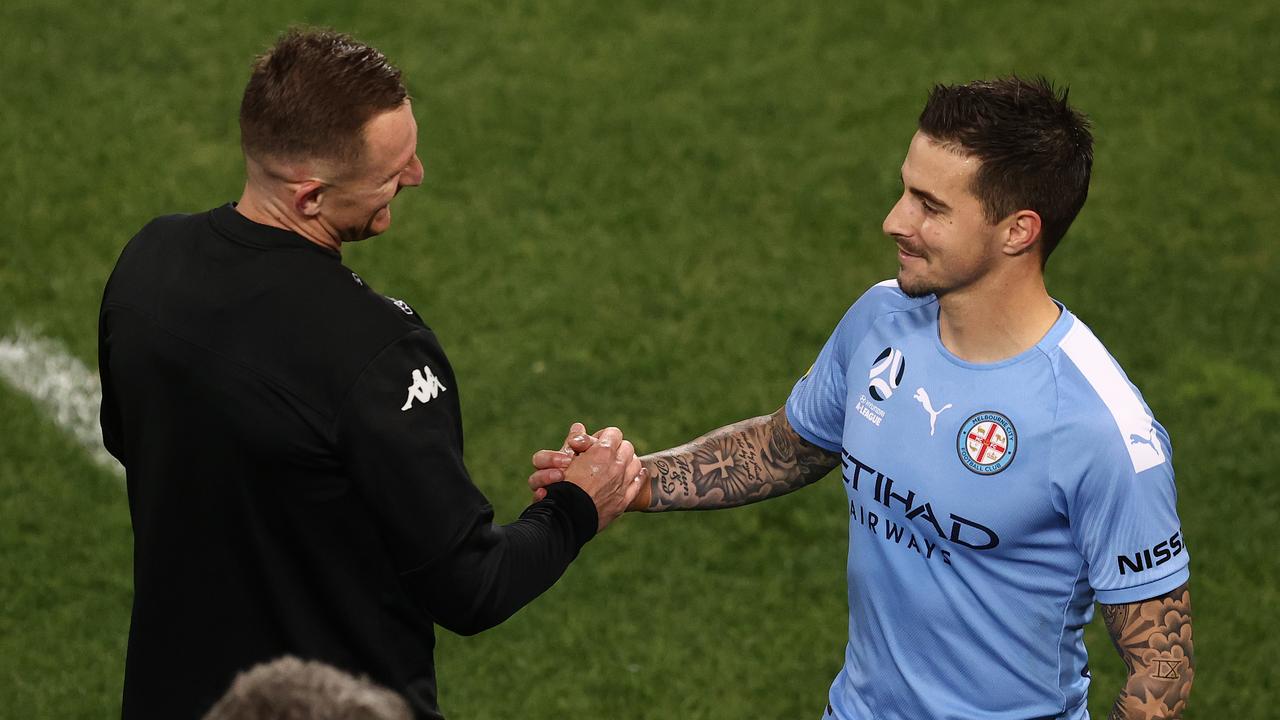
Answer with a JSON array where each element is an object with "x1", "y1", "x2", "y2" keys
[
  {"x1": 957, "y1": 411, "x2": 1017, "y2": 475},
  {"x1": 867, "y1": 347, "x2": 906, "y2": 401}
]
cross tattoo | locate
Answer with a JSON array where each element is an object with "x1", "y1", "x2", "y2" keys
[{"x1": 699, "y1": 450, "x2": 736, "y2": 478}]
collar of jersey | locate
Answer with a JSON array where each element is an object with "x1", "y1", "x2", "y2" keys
[
  {"x1": 930, "y1": 300, "x2": 1075, "y2": 371},
  {"x1": 210, "y1": 203, "x2": 340, "y2": 258}
]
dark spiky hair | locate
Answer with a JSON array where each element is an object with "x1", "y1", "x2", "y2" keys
[{"x1": 918, "y1": 76, "x2": 1093, "y2": 261}]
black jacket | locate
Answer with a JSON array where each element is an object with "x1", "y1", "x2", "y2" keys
[{"x1": 99, "y1": 204, "x2": 596, "y2": 719}]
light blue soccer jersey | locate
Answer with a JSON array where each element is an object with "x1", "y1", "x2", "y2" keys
[{"x1": 787, "y1": 280, "x2": 1188, "y2": 720}]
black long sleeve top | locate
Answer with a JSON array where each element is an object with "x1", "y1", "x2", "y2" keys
[{"x1": 98, "y1": 204, "x2": 597, "y2": 720}]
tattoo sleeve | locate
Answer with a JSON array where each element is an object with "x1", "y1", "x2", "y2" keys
[
  {"x1": 1102, "y1": 583, "x2": 1194, "y2": 719},
  {"x1": 639, "y1": 406, "x2": 840, "y2": 511}
]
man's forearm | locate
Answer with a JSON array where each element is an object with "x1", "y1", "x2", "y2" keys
[
  {"x1": 1103, "y1": 583, "x2": 1195, "y2": 719},
  {"x1": 638, "y1": 407, "x2": 839, "y2": 511},
  {"x1": 403, "y1": 484, "x2": 596, "y2": 636}
]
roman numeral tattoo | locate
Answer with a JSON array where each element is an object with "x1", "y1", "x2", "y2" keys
[
  {"x1": 1103, "y1": 583, "x2": 1194, "y2": 719},
  {"x1": 640, "y1": 407, "x2": 840, "y2": 511}
]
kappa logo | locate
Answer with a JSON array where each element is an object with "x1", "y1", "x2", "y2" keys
[
  {"x1": 867, "y1": 347, "x2": 906, "y2": 401},
  {"x1": 401, "y1": 365, "x2": 448, "y2": 411},
  {"x1": 913, "y1": 387, "x2": 952, "y2": 436}
]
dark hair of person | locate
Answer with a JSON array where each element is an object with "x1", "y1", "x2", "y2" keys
[
  {"x1": 239, "y1": 27, "x2": 408, "y2": 167},
  {"x1": 917, "y1": 76, "x2": 1093, "y2": 261},
  {"x1": 201, "y1": 656, "x2": 412, "y2": 720}
]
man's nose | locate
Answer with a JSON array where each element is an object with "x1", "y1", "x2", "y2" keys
[
  {"x1": 402, "y1": 154, "x2": 425, "y2": 188},
  {"x1": 882, "y1": 194, "x2": 911, "y2": 238}
]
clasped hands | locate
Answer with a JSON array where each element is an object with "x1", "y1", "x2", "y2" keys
[{"x1": 529, "y1": 423, "x2": 646, "y2": 532}]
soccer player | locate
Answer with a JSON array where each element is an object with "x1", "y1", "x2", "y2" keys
[
  {"x1": 531, "y1": 77, "x2": 1194, "y2": 719},
  {"x1": 98, "y1": 29, "x2": 644, "y2": 720}
]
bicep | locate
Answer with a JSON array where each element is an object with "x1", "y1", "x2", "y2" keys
[
  {"x1": 1066, "y1": 436, "x2": 1187, "y2": 602},
  {"x1": 768, "y1": 406, "x2": 841, "y2": 486},
  {"x1": 336, "y1": 332, "x2": 488, "y2": 571}
]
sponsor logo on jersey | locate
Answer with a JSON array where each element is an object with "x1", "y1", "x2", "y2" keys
[
  {"x1": 1116, "y1": 530, "x2": 1184, "y2": 575},
  {"x1": 387, "y1": 296, "x2": 415, "y2": 315},
  {"x1": 401, "y1": 365, "x2": 448, "y2": 411},
  {"x1": 956, "y1": 411, "x2": 1017, "y2": 475},
  {"x1": 841, "y1": 450, "x2": 1002, "y2": 568},
  {"x1": 867, "y1": 347, "x2": 906, "y2": 401},
  {"x1": 1127, "y1": 424, "x2": 1166, "y2": 469},
  {"x1": 912, "y1": 387, "x2": 952, "y2": 437},
  {"x1": 855, "y1": 394, "x2": 886, "y2": 427}
]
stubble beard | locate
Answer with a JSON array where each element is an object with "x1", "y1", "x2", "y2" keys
[
  {"x1": 897, "y1": 267, "x2": 941, "y2": 299},
  {"x1": 347, "y1": 207, "x2": 390, "y2": 243}
]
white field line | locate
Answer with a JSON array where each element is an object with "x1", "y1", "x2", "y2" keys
[{"x1": 0, "y1": 329, "x2": 123, "y2": 475}]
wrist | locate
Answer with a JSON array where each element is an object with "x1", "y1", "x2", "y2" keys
[
  {"x1": 541, "y1": 482, "x2": 599, "y2": 547},
  {"x1": 628, "y1": 460, "x2": 655, "y2": 511}
]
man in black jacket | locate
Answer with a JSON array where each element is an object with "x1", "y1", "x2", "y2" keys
[{"x1": 98, "y1": 28, "x2": 644, "y2": 719}]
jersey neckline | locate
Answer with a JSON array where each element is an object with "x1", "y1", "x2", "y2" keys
[
  {"x1": 929, "y1": 299, "x2": 1075, "y2": 371},
  {"x1": 210, "y1": 202, "x2": 341, "y2": 258}
]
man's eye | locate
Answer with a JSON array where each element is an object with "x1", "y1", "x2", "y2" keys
[{"x1": 921, "y1": 200, "x2": 937, "y2": 214}]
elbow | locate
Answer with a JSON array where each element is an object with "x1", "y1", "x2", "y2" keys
[
  {"x1": 412, "y1": 572, "x2": 516, "y2": 638},
  {"x1": 433, "y1": 606, "x2": 510, "y2": 637},
  {"x1": 445, "y1": 621, "x2": 489, "y2": 638}
]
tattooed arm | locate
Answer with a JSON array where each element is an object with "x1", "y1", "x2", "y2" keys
[
  {"x1": 1101, "y1": 583, "x2": 1195, "y2": 719},
  {"x1": 633, "y1": 406, "x2": 840, "y2": 511}
]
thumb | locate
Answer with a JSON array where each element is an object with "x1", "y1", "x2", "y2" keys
[{"x1": 560, "y1": 422, "x2": 588, "y2": 453}]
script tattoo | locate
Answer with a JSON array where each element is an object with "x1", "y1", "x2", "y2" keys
[
  {"x1": 642, "y1": 408, "x2": 840, "y2": 510},
  {"x1": 1103, "y1": 583, "x2": 1194, "y2": 719},
  {"x1": 653, "y1": 458, "x2": 690, "y2": 498}
]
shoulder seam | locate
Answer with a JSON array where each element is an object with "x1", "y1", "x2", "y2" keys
[
  {"x1": 1058, "y1": 321, "x2": 1166, "y2": 474},
  {"x1": 1045, "y1": 352, "x2": 1066, "y2": 513}
]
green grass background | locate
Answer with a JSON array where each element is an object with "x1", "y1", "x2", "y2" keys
[{"x1": 2, "y1": 0, "x2": 1277, "y2": 717}]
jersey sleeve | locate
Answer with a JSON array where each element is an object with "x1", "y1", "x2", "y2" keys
[
  {"x1": 786, "y1": 282, "x2": 898, "y2": 451},
  {"x1": 334, "y1": 329, "x2": 599, "y2": 633},
  {"x1": 1062, "y1": 419, "x2": 1189, "y2": 605},
  {"x1": 335, "y1": 330, "x2": 490, "y2": 570}
]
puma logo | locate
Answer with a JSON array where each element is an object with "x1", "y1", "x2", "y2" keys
[
  {"x1": 1129, "y1": 427, "x2": 1165, "y2": 460},
  {"x1": 913, "y1": 387, "x2": 952, "y2": 437},
  {"x1": 1128, "y1": 432, "x2": 1155, "y2": 448}
]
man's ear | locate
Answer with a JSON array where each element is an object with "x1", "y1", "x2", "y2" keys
[
  {"x1": 1002, "y1": 209, "x2": 1043, "y2": 256},
  {"x1": 294, "y1": 179, "x2": 327, "y2": 218}
]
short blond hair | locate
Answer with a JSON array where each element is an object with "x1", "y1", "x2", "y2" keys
[{"x1": 202, "y1": 656, "x2": 412, "y2": 720}]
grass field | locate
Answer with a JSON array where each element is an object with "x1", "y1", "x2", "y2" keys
[{"x1": 2, "y1": 1, "x2": 1277, "y2": 717}]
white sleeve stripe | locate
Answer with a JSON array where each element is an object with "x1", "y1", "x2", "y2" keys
[{"x1": 1059, "y1": 319, "x2": 1167, "y2": 474}]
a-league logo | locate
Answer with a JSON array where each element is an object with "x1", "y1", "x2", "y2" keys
[{"x1": 867, "y1": 347, "x2": 906, "y2": 401}]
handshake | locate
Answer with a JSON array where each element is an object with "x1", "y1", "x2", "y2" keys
[{"x1": 527, "y1": 422, "x2": 649, "y2": 532}]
